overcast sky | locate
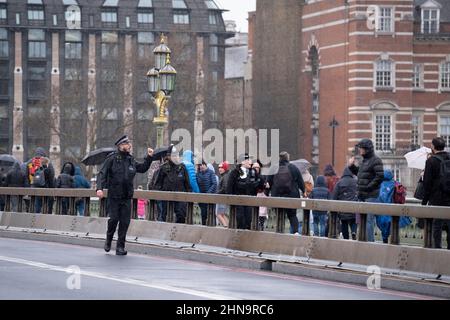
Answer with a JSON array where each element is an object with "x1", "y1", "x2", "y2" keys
[{"x1": 216, "y1": 0, "x2": 256, "y2": 33}]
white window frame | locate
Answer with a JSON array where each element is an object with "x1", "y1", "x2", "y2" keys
[
  {"x1": 413, "y1": 63, "x2": 424, "y2": 90},
  {"x1": 371, "y1": 102, "x2": 398, "y2": 154},
  {"x1": 376, "y1": 6, "x2": 394, "y2": 34},
  {"x1": 411, "y1": 113, "x2": 423, "y2": 148},
  {"x1": 439, "y1": 60, "x2": 450, "y2": 93},
  {"x1": 374, "y1": 57, "x2": 395, "y2": 91},
  {"x1": 421, "y1": 8, "x2": 440, "y2": 34},
  {"x1": 438, "y1": 113, "x2": 450, "y2": 152},
  {"x1": 373, "y1": 113, "x2": 394, "y2": 152}
]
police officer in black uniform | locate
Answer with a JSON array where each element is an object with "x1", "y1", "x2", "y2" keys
[{"x1": 96, "y1": 135, "x2": 154, "y2": 255}]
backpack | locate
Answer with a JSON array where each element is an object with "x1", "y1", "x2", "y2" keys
[
  {"x1": 435, "y1": 154, "x2": 450, "y2": 195},
  {"x1": 28, "y1": 157, "x2": 42, "y2": 184},
  {"x1": 32, "y1": 167, "x2": 46, "y2": 187},
  {"x1": 273, "y1": 164, "x2": 293, "y2": 195},
  {"x1": 393, "y1": 181, "x2": 407, "y2": 204}
]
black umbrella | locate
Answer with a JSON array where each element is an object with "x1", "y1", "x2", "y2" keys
[
  {"x1": 0, "y1": 154, "x2": 20, "y2": 167},
  {"x1": 152, "y1": 146, "x2": 171, "y2": 161},
  {"x1": 81, "y1": 147, "x2": 116, "y2": 166}
]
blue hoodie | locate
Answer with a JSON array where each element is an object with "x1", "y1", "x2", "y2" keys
[
  {"x1": 310, "y1": 175, "x2": 330, "y2": 215},
  {"x1": 182, "y1": 150, "x2": 200, "y2": 193},
  {"x1": 74, "y1": 166, "x2": 91, "y2": 189}
]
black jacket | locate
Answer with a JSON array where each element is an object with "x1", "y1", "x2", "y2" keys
[
  {"x1": 154, "y1": 161, "x2": 191, "y2": 192},
  {"x1": 97, "y1": 151, "x2": 153, "y2": 199},
  {"x1": 218, "y1": 171, "x2": 231, "y2": 195},
  {"x1": 268, "y1": 161, "x2": 305, "y2": 198},
  {"x1": 350, "y1": 141, "x2": 384, "y2": 200},
  {"x1": 332, "y1": 167, "x2": 358, "y2": 220},
  {"x1": 422, "y1": 151, "x2": 450, "y2": 206},
  {"x1": 56, "y1": 163, "x2": 75, "y2": 189},
  {"x1": 227, "y1": 166, "x2": 264, "y2": 196},
  {"x1": 6, "y1": 163, "x2": 27, "y2": 188}
]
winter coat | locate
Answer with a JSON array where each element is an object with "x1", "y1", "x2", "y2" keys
[
  {"x1": 422, "y1": 151, "x2": 450, "y2": 206},
  {"x1": 218, "y1": 170, "x2": 231, "y2": 194},
  {"x1": 24, "y1": 148, "x2": 55, "y2": 188},
  {"x1": 56, "y1": 162, "x2": 76, "y2": 189},
  {"x1": 375, "y1": 170, "x2": 395, "y2": 236},
  {"x1": 331, "y1": 167, "x2": 358, "y2": 220},
  {"x1": 350, "y1": 139, "x2": 384, "y2": 200},
  {"x1": 267, "y1": 160, "x2": 305, "y2": 198},
  {"x1": 6, "y1": 163, "x2": 27, "y2": 188},
  {"x1": 207, "y1": 163, "x2": 219, "y2": 186},
  {"x1": 310, "y1": 175, "x2": 330, "y2": 215},
  {"x1": 74, "y1": 166, "x2": 91, "y2": 189},
  {"x1": 154, "y1": 160, "x2": 192, "y2": 192},
  {"x1": 227, "y1": 166, "x2": 263, "y2": 196},
  {"x1": 182, "y1": 150, "x2": 200, "y2": 193},
  {"x1": 197, "y1": 168, "x2": 217, "y2": 194},
  {"x1": 97, "y1": 150, "x2": 153, "y2": 199}
]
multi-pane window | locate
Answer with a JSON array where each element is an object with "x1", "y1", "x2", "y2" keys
[
  {"x1": 375, "y1": 114, "x2": 392, "y2": 151},
  {"x1": 137, "y1": 32, "x2": 154, "y2": 59},
  {"x1": 65, "y1": 68, "x2": 81, "y2": 81},
  {"x1": 440, "y1": 61, "x2": 450, "y2": 90},
  {"x1": 205, "y1": 0, "x2": 219, "y2": 9},
  {"x1": 413, "y1": 64, "x2": 423, "y2": 89},
  {"x1": 173, "y1": 0, "x2": 187, "y2": 9},
  {"x1": 209, "y1": 12, "x2": 218, "y2": 25},
  {"x1": 28, "y1": 0, "x2": 45, "y2": 26},
  {"x1": 411, "y1": 115, "x2": 421, "y2": 147},
  {"x1": 173, "y1": 10, "x2": 189, "y2": 24},
  {"x1": 28, "y1": 29, "x2": 46, "y2": 59},
  {"x1": 210, "y1": 34, "x2": 218, "y2": 62},
  {"x1": 440, "y1": 116, "x2": 450, "y2": 152},
  {"x1": 422, "y1": 9, "x2": 439, "y2": 34},
  {"x1": 101, "y1": 32, "x2": 118, "y2": 59},
  {"x1": 28, "y1": 65, "x2": 47, "y2": 97},
  {"x1": 0, "y1": 28, "x2": 8, "y2": 58},
  {"x1": 377, "y1": 7, "x2": 393, "y2": 32},
  {"x1": 0, "y1": 4, "x2": 7, "y2": 23},
  {"x1": 138, "y1": 10, "x2": 153, "y2": 25},
  {"x1": 101, "y1": 9, "x2": 117, "y2": 27},
  {"x1": 375, "y1": 60, "x2": 393, "y2": 88},
  {"x1": 138, "y1": 0, "x2": 153, "y2": 7},
  {"x1": 65, "y1": 31, "x2": 82, "y2": 59},
  {"x1": 0, "y1": 63, "x2": 9, "y2": 96}
]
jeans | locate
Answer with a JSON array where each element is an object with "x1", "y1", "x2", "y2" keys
[
  {"x1": 76, "y1": 199, "x2": 85, "y2": 216},
  {"x1": 313, "y1": 212, "x2": 328, "y2": 237},
  {"x1": 157, "y1": 201, "x2": 166, "y2": 222},
  {"x1": 199, "y1": 203, "x2": 208, "y2": 225},
  {"x1": 35, "y1": 197, "x2": 54, "y2": 214},
  {"x1": 364, "y1": 198, "x2": 378, "y2": 242},
  {"x1": 341, "y1": 218, "x2": 357, "y2": 240}
]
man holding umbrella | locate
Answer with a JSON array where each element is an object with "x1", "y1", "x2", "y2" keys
[{"x1": 96, "y1": 135, "x2": 154, "y2": 255}]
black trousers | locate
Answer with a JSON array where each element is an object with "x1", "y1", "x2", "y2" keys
[
  {"x1": 433, "y1": 219, "x2": 450, "y2": 250},
  {"x1": 106, "y1": 198, "x2": 131, "y2": 249},
  {"x1": 236, "y1": 206, "x2": 253, "y2": 230}
]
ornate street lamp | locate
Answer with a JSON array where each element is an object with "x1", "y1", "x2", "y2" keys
[{"x1": 147, "y1": 34, "x2": 177, "y2": 147}]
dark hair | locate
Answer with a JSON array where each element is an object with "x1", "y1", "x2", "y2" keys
[
  {"x1": 432, "y1": 137, "x2": 446, "y2": 151},
  {"x1": 279, "y1": 152, "x2": 290, "y2": 162}
]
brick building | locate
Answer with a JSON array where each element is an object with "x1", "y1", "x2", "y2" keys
[
  {"x1": 0, "y1": 0, "x2": 230, "y2": 177},
  {"x1": 253, "y1": 0, "x2": 450, "y2": 188}
]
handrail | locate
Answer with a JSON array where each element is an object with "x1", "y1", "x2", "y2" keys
[{"x1": 0, "y1": 187, "x2": 448, "y2": 248}]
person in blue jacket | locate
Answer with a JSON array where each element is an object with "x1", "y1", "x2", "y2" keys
[
  {"x1": 196, "y1": 160, "x2": 218, "y2": 225},
  {"x1": 182, "y1": 150, "x2": 200, "y2": 193},
  {"x1": 74, "y1": 166, "x2": 91, "y2": 216},
  {"x1": 310, "y1": 175, "x2": 331, "y2": 237}
]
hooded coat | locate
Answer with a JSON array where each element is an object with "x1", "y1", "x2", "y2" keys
[
  {"x1": 310, "y1": 176, "x2": 330, "y2": 215},
  {"x1": 197, "y1": 165, "x2": 217, "y2": 194},
  {"x1": 25, "y1": 148, "x2": 55, "y2": 188},
  {"x1": 182, "y1": 151, "x2": 200, "y2": 193},
  {"x1": 74, "y1": 166, "x2": 91, "y2": 189},
  {"x1": 350, "y1": 139, "x2": 384, "y2": 200},
  {"x1": 267, "y1": 160, "x2": 305, "y2": 198},
  {"x1": 332, "y1": 167, "x2": 358, "y2": 220},
  {"x1": 56, "y1": 162, "x2": 75, "y2": 189},
  {"x1": 6, "y1": 162, "x2": 27, "y2": 188}
]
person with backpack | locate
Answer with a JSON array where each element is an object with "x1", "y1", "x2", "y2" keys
[
  {"x1": 25, "y1": 148, "x2": 56, "y2": 214},
  {"x1": 73, "y1": 166, "x2": 91, "y2": 216},
  {"x1": 154, "y1": 146, "x2": 192, "y2": 224},
  {"x1": 56, "y1": 162, "x2": 76, "y2": 215},
  {"x1": 267, "y1": 152, "x2": 305, "y2": 234},
  {"x1": 422, "y1": 137, "x2": 450, "y2": 249},
  {"x1": 310, "y1": 176, "x2": 330, "y2": 237},
  {"x1": 331, "y1": 167, "x2": 358, "y2": 240}
]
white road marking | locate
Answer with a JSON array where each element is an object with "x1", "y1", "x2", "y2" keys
[{"x1": 0, "y1": 255, "x2": 238, "y2": 300}]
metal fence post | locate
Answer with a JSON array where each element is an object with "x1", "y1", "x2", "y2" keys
[
  {"x1": 148, "y1": 200, "x2": 156, "y2": 221},
  {"x1": 84, "y1": 198, "x2": 90, "y2": 217},
  {"x1": 132, "y1": 199, "x2": 138, "y2": 220},
  {"x1": 358, "y1": 213, "x2": 368, "y2": 241},
  {"x1": 186, "y1": 202, "x2": 194, "y2": 225},
  {"x1": 328, "y1": 212, "x2": 338, "y2": 239},
  {"x1": 206, "y1": 204, "x2": 216, "y2": 227},
  {"x1": 166, "y1": 202, "x2": 174, "y2": 223},
  {"x1": 99, "y1": 198, "x2": 107, "y2": 218},
  {"x1": 69, "y1": 197, "x2": 76, "y2": 216},
  {"x1": 251, "y1": 206, "x2": 259, "y2": 231},
  {"x1": 424, "y1": 218, "x2": 433, "y2": 248},
  {"x1": 17, "y1": 196, "x2": 23, "y2": 213},
  {"x1": 302, "y1": 209, "x2": 310, "y2": 236},
  {"x1": 4, "y1": 195, "x2": 11, "y2": 212},
  {"x1": 229, "y1": 205, "x2": 237, "y2": 229},
  {"x1": 390, "y1": 216, "x2": 400, "y2": 245},
  {"x1": 276, "y1": 208, "x2": 285, "y2": 233}
]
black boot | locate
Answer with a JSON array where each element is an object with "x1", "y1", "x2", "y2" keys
[
  {"x1": 104, "y1": 236, "x2": 113, "y2": 252},
  {"x1": 116, "y1": 247, "x2": 127, "y2": 256}
]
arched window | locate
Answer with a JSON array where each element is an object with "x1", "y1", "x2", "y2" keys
[{"x1": 374, "y1": 58, "x2": 395, "y2": 89}]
